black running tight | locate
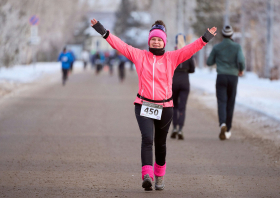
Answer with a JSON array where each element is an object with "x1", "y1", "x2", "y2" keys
[{"x1": 135, "y1": 103, "x2": 173, "y2": 166}]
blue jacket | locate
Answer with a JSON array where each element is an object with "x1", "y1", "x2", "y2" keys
[
  {"x1": 58, "y1": 52, "x2": 73, "y2": 69},
  {"x1": 118, "y1": 54, "x2": 127, "y2": 62},
  {"x1": 68, "y1": 51, "x2": 76, "y2": 62}
]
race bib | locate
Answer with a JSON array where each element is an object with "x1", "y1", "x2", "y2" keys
[
  {"x1": 140, "y1": 102, "x2": 163, "y2": 120},
  {"x1": 62, "y1": 56, "x2": 68, "y2": 62}
]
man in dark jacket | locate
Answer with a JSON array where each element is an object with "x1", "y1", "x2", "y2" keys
[{"x1": 207, "y1": 25, "x2": 245, "y2": 140}]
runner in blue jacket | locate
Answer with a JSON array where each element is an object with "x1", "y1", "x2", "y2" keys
[{"x1": 58, "y1": 47, "x2": 73, "y2": 86}]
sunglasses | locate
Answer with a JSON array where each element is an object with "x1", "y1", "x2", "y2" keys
[{"x1": 150, "y1": 24, "x2": 166, "y2": 32}]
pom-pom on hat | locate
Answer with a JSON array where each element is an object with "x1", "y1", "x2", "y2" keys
[{"x1": 222, "y1": 25, "x2": 234, "y2": 37}]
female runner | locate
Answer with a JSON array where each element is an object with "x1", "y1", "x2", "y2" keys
[{"x1": 91, "y1": 18, "x2": 216, "y2": 191}]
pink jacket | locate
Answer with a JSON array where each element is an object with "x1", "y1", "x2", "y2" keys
[{"x1": 106, "y1": 33, "x2": 207, "y2": 107}]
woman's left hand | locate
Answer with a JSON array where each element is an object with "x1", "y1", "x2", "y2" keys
[
  {"x1": 202, "y1": 27, "x2": 217, "y2": 43},
  {"x1": 208, "y1": 27, "x2": 217, "y2": 36},
  {"x1": 91, "y1": 18, "x2": 98, "y2": 26}
]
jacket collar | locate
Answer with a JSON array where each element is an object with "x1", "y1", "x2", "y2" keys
[
  {"x1": 147, "y1": 50, "x2": 164, "y2": 59},
  {"x1": 149, "y1": 47, "x2": 165, "y2": 56},
  {"x1": 223, "y1": 38, "x2": 234, "y2": 43}
]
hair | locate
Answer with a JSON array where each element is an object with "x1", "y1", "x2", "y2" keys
[
  {"x1": 222, "y1": 34, "x2": 232, "y2": 39},
  {"x1": 176, "y1": 35, "x2": 186, "y2": 50},
  {"x1": 152, "y1": 20, "x2": 166, "y2": 32}
]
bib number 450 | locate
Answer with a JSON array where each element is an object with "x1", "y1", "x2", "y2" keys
[
  {"x1": 140, "y1": 102, "x2": 163, "y2": 120},
  {"x1": 144, "y1": 107, "x2": 159, "y2": 116}
]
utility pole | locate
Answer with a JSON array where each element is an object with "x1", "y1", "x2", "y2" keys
[
  {"x1": 184, "y1": 0, "x2": 193, "y2": 43},
  {"x1": 240, "y1": 0, "x2": 246, "y2": 56},
  {"x1": 177, "y1": 0, "x2": 184, "y2": 33},
  {"x1": 224, "y1": 0, "x2": 230, "y2": 26},
  {"x1": 265, "y1": 0, "x2": 274, "y2": 78},
  {"x1": 29, "y1": 15, "x2": 40, "y2": 68},
  {"x1": 198, "y1": 0, "x2": 206, "y2": 68},
  {"x1": 164, "y1": 0, "x2": 168, "y2": 25}
]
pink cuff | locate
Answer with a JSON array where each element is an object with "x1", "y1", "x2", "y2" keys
[
  {"x1": 142, "y1": 165, "x2": 154, "y2": 181},
  {"x1": 154, "y1": 163, "x2": 166, "y2": 177}
]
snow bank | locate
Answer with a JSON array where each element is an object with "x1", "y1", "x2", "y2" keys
[
  {"x1": 0, "y1": 61, "x2": 83, "y2": 97},
  {"x1": 0, "y1": 62, "x2": 62, "y2": 83},
  {"x1": 190, "y1": 67, "x2": 280, "y2": 121}
]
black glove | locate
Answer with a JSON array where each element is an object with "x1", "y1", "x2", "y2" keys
[
  {"x1": 92, "y1": 21, "x2": 109, "y2": 39},
  {"x1": 202, "y1": 30, "x2": 215, "y2": 43}
]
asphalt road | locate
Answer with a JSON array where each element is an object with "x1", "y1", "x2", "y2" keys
[{"x1": 0, "y1": 68, "x2": 279, "y2": 198}]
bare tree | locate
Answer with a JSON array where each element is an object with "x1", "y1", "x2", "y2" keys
[
  {"x1": 192, "y1": 0, "x2": 225, "y2": 44},
  {"x1": 0, "y1": 0, "x2": 91, "y2": 67},
  {"x1": 114, "y1": 0, "x2": 151, "y2": 49}
]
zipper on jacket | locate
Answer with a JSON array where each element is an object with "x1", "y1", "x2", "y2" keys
[
  {"x1": 152, "y1": 55, "x2": 156, "y2": 100},
  {"x1": 140, "y1": 88, "x2": 144, "y2": 102}
]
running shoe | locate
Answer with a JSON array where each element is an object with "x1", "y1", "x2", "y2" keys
[
  {"x1": 219, "y1": 123, "x2": 227, "y2": 140},
  {"x1": 177, "y1": 131, "x2": 184, "y2": 140},
  {"x1": 155, "y1": 176, "x2": 165, "y2": 190},
  {"x1": 142, "y1": 174, "x2": 153, "y2": 191},
  {"x1": 170, "y1": 128, "x2": 178, "y2": 139},
  {"x1": 225, "y1": 131, "x2": 231, "y2": 139}
]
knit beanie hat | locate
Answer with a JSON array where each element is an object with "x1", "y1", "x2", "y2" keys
[
  {"x1": 148, "y1": 26, "x2": 167, "y2": 47},
  {"x1": 222, "y1": 25, "x2": 234, "y2": 37}
]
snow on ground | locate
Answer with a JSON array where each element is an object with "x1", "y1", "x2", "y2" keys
[
  {"x1": 0, "y1": 62, "x2": 83, "y2": 97},
  {"x1": 0, "y1": 62, "x2": 61, "y2": 83},
  {"x1": 0, "y1": 63, "x2": 279, "y2": 144},
  {"x1": 1, "y1": 63, "x2": 279, "y2": 121},
  {"x1": 190, "y1": 67, "x2": 280, "y2": 146},
  {"x1": 190, "y1": 67, "x2": 280, "y2": 122}
]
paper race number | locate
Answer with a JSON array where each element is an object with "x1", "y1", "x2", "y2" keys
[{"x1": 140, "y1": 102, "x2": 163, "y2": 120}]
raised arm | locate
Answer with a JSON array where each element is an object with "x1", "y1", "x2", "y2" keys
[
  {"x1": 169, "y1": 27, "x2": 217, "y2": 68},
  {"x1": 91, "y1": 18, "x2": 143, "y2": 63}
]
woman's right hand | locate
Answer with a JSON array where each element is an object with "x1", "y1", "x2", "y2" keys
[{"x1": 91, "y1": 18, "x2": 98, "y2": 27}]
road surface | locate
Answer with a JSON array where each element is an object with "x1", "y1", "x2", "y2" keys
[{"x1": 0, "y1": 68, "x2": 279, "y2": 197}]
